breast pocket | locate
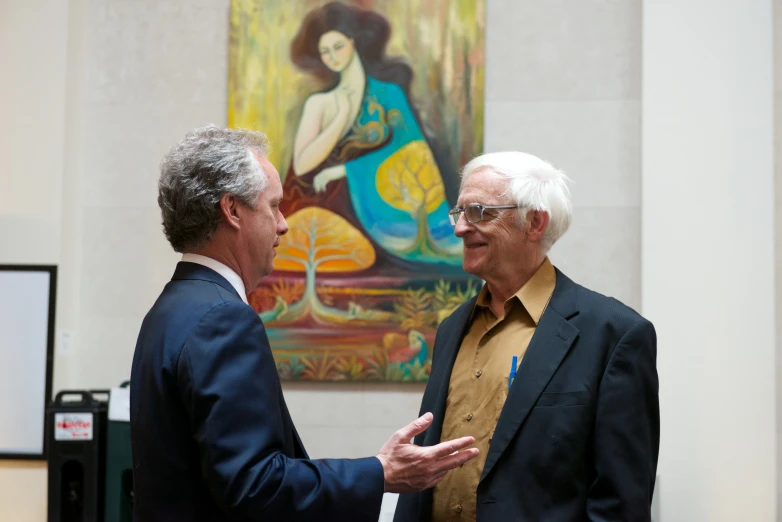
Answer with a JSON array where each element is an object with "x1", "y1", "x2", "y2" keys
[{"x1": 535, "y1": 390, "x2": 590, "y2": 408}]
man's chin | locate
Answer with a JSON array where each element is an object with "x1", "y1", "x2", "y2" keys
[{"x1": 461, "y1": 260, "x2": 483, "y2": 278}]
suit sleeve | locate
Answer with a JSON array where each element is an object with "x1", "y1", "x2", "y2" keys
[
  {"x1": 587, "y1": 319, "x2": 660, "y2": 522},
  {"x1": 176, "y1": 301, "x2": 384, "y2": 522}
]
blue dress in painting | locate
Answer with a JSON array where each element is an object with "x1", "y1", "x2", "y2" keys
[{"x1": 280, "y1": 76, "x2": 462, "y2": 276}]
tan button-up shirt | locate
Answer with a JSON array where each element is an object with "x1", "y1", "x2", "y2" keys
[{"x1": 431, "y1": 258, "x2": 556, "y2": 521}]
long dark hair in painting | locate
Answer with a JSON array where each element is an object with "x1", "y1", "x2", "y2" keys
[{"x1": 291, "y1": 3, "x2": 415, "y2": 106}]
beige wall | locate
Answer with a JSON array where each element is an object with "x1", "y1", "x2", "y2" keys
[
  {"x1": 776, "y1": 0, "x2": 782, "y2": 519},
  {"x1": 644, "y1": 0, "x2": 776, "y2": 520},
  {"x1": 0, "y1": 0, "x2": 68, "y2": 264},
  {"x1": 488, "y1": 0, "x2": 642, "y2": 309},
  {"x1": 0, "y1": 0, "x2": 642, "y2": 519}
]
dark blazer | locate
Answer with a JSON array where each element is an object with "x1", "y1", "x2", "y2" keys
[
  {"x1": 130, "y1": 262, "x2": 384, "y2": 522},
  {"x1": 394, "y1": 268, "x2": 659, "y2": 522}
]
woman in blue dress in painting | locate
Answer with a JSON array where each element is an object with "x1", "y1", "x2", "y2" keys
[{"x1": 280, "y1": 1, "x2": 463, "y2": 274}]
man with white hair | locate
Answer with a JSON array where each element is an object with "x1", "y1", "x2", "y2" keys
[{"x1": 393, "y1": 152, "x2": 659, "y2": 522}]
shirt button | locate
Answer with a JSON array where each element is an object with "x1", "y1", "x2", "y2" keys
[
  {"x1": 475, "y1": 369, "x2": 482, "y2": 377},
  {"x1": 466, "y1": 413, "x2": 473, "y2": 421},
  {"x1": 455, "y1": 505, "x2": 463, "y2": 513}
]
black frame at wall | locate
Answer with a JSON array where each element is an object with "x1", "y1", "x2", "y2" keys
[{"x1": 0, "y1": 264, "x2": 57, "y2": 460}]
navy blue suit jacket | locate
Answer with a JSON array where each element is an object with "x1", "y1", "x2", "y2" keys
[
  {"x1": 394, "y1": 268, "x2": 659, "y2": 522},
  {"x1": 130, "y1": 262, "x2": 384, "y2": 522}
]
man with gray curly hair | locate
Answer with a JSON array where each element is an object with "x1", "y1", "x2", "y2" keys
[
  {"x1": 395, "y1": 152, "x2": 659, "y2": 522},
  {"x1": 130, "y1": 125, "x2": 478, "y2": 522}
]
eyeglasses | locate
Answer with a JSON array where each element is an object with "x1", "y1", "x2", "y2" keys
[{"x1": 448, "y1": 203, "x2": 520, "y2": 226}]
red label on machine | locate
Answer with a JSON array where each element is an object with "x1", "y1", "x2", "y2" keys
[{"x1": 54, "y1": 413, "x2": 94, "y2": 441}]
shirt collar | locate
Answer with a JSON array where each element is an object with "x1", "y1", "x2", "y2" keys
[
  {"x1": 474, "y1": 257, "x2": 556, "y2": 325},
  {"x1": 181, "y1": 253, "x2": 249, "y2": 304}
]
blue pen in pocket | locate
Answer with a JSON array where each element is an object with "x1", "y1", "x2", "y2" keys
[{"x1": 508, "y1": 355, "x2": 518, "y2": 391}]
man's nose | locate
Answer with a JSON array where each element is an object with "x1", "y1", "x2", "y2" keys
[{"x1": 453, "y1": 214, "x2": 472, "y2": 237}]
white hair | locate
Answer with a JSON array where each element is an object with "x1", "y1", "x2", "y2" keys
[{"x1": 461, "y1": 151, "x2": 573, "y2": 252}]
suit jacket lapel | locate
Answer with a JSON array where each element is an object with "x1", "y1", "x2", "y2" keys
[
  {"x1": 416, "y1": 296, "x2": 477, "y2": 522},
  {"x1": 421, "y1": 296, "x2": 478, "y2": 448},
  {"x1": 480, "y1": 269, "x2": 580, "y2": 483}
]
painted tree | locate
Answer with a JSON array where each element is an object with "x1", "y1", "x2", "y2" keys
[
  {"x1": 376, "y1": 140, "x2": 449, "y2": 256},
  {"x1": 272, "y1": 207, "x2": 376, "y2": 324}
]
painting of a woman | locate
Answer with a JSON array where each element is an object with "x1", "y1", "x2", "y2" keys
[
  {"x1": 229, "y1": 0, "x2": 484, "y2": 381},
  {"x1": 281, "y1": 2, "x2": 462, "y2": 272}
]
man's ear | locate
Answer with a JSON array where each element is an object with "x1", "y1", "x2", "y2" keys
[
  {"x1": 218, "y1": 193, "x2": 241, "y2": 231},
  {"x1": 526, "y1": 210, "x2": 550, "y2": 243}
]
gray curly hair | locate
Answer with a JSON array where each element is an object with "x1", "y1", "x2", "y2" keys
[{"x1": 158, "y1": 125, "x2": 270, "y2": 252}]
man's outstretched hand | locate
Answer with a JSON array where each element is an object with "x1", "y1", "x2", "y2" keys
[{"x1": 376, "y1": 412, "x2": 479, "y2": 493}]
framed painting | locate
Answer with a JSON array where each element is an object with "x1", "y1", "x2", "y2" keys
[{"x1": 229, "y1": 0, "x2": 485, "y2": 381}]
